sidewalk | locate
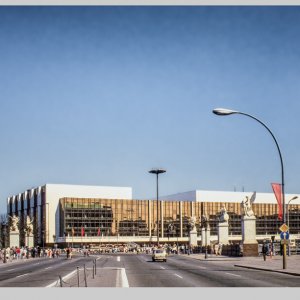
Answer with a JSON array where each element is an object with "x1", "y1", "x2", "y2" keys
[{"x1": 181, "y1": 253, "x2": 300, "y2": 276}]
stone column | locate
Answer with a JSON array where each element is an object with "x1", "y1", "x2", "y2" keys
[
  {"x1": 28, "y1": 234, "x2": 34, "y2": 247},
  {"x1": 9, "y1": 231, "x2": 20, "y2": 248},
  {"x1": 242, "y1": 215, "x2": 258, "y2": 256},
  {"x1": 218, "y1": 221, "x2": 229, "y2": 245},
  {"x1": 189, "y1": 228, "x2": 198, "y2": 248},
  {"x1": 201, "y1": 226, "x2": 210, "y2": 247}
]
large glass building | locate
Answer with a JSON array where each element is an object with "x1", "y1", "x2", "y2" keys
[{"x1": 5, "y1": 184, "x2": 300, "y2": 248}]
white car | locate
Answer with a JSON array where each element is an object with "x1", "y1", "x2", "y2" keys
[{"x1": 152, "y1": 249, "x2": 167, "y2": 262}]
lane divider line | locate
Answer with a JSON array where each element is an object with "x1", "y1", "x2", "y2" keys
[
  {"x1": 174, "y1": 274, "x2": 183, "y2": 279},
  {"x1": 16, "y1": 273, "x2": 29, "y2": 278},
  {"x1": 116, "y1": 268, "x2": 129, "y2": 288},
  {"x1": 225, "y1": 272, "x2": 241, "y2": 277}
]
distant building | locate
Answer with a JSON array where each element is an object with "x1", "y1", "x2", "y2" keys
[
  {"x1": 6, "y1": 185, "x2": 300, "y2": 248},
  {"x1": 6, "y1": 184, "x2": 132, "y2": 247}
]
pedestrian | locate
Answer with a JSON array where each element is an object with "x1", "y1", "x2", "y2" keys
[
  {"x1": 269, "y1": 242, "x2": 273, "y2": 259},
  {"x1": 217, "y1": 243, "x2": 223, "y2": 256},
  {"x1": 262, "y1": 241, "x2": 268, "y2": 261},
  {"x1": 214, "y1": 243, "x2": 219, "y2": 256}
]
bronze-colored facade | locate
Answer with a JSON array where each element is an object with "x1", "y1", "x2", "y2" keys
[{"x1": 59, "y1": 198, "x2": 300, "y2": 243}]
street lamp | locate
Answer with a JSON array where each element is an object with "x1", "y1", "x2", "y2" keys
[
  {"x1": 287, "y1": 196, "x2": 298, "y2": 228},
  {"x1": 202, "y1": 215, "x2": 208, "y2": 259},
  {"x1": 213, "y1": 107, "x2": 287, "y2": 269},
  {"x1": 149, "y1": 168, "x2": 166, "y2": 247}
]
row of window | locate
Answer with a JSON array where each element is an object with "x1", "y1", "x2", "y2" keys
[{"x1": 59, "y1": 198, "x2": 300, "y2": 237}]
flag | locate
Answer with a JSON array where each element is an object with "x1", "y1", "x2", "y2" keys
[
  {"x1": 271, "y1": 183, "x2": 283, "y2": 220},
  {"x1": 97, "y1": 227, "x2": 101, "y2": 236},
  {"x1": 81, "y1": 227, "x2": 85, "y2": 237}
]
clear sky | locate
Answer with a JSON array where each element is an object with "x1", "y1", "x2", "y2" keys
[{"x1": 1, "y1": 6, "x2": 300, "y2": 214}]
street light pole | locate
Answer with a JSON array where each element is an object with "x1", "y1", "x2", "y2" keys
[
  {"x1": 149, "y1": 168, "x2": 166, "y2": 247},
  {"x1": 213, "y1": 107, "x2": 287, "y2": 269},
  {"x1": 202, "y1": 215, "x2": 208, "y2": 259}
]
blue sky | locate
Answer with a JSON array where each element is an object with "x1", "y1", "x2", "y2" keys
[{"x1": 0, "y1": 6, "x2": 300, "y2": 213}]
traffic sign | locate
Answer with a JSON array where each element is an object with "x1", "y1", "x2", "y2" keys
[
  {"x1": 280, "y1": 231, "x2": 289, "y2": 240},
  {"x1": 279, "y1": 224, "x2": 289, "y2": 232}
]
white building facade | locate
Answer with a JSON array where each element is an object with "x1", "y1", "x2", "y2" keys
[{"x1": 7, "y1": 184, "x2": 132, "y2": 247}]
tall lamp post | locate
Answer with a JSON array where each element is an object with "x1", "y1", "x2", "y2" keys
[
  {"x1": 149, "y1": 168, "x2": 166, "y2": 247},
  {"x1": 202, "y1": 215, "x2": 208, "y2": 259},
  {"x1": 213, "y1": 107, "x2": 287, "y2": 269}
]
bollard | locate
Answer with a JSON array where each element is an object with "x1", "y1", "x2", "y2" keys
[
  {"x1": 92, "y1": 264, "x2": 95, "y2": 279},
  {"x1": 77, "y1": 266, "x2": 80, "y2": 287},
  {"x1": 59, "y1": 275, "x2": 63, "y2": 287},
  {"x1": 84, "y1": 264, "x2": 87, "y2": 287},
  {"x1": 3, "y1": 248, "x2": 7, "y2": 263},
  {"x1": 95, "y1": 259, "x2": 97, "y2": 275}
]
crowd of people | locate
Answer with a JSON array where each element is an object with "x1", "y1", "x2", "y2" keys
[
  {"x1": 0, "y1": 246, "x2": 62, "y2": 262},
  {"x1": 1, "y1": 242, "x2": 218, "y2": 263}
]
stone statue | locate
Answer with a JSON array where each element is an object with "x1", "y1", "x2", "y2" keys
[
  {"x1": 241, "y1": 192, "x2": 256, "y2": 217},
  {"x1": 9, "y1": 215, "x2": 19, "y2": 232},
  {"x1": 25, "y1": 215, "x2": 34, "y2": 234},
  {"x1": 219, "y1": 205, "x2": 229, "y2": 223},
  {"x1": 188, "y1": 216, "x2": 197, "y2": 232}
]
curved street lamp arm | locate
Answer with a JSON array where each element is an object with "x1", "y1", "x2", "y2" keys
[{"x1": 238, "y1": 111, "x2": 285, "y2": 222}]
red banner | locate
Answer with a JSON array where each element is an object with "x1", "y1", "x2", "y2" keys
[
  {"x1": 81, "y1": 227, "x2": 85, "y2": 237},
  {"x1": 271, "y1": 183, "x2": 282, "y2": 220},
  {"x1": 97, "y1": 228, "x2": 101, "y2": 236}
]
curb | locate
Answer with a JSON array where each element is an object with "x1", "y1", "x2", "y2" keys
[{"x1": 234, "y1": 264, "x2": 300, "y2": 277}]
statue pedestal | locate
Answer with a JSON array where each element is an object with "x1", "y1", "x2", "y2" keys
[
  {"x1": 189, "y1": 229, "x2": 198, "y2": 247},
  {"x1": 26, "y1": 234, "x2": 34, "y2": 247},
  {"x1": 9, "y1": 231, "x2": 20, "y2": 248},
  {"x1": 242, "y1": 216, "x2": 258, "y2": 256},
  {"x1": 201, "y1": 227, "x2": 210, "y2": 246},
  {"x1": 218, "y1": 222, "x2": 229, "y2": 245}
]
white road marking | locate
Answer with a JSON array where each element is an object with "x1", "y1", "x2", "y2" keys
[
  {"x1": 16, "y1": 273, "x2": 29, "y2": 278},
  {"x1": 46, "y1": 269, "x2": 77, "y2": 288},
  {"x1": 116, "y1": 268, "x2": 129, "y2": 288},
  {"x1": 45, "y1": 266, "x2": 52, "y2": 270},
  {"x1": 225, "y1": 272, "x2": 241, "y2": 277},
  {"x1": 117, "y1": 256, "x2": 121, "y2": 262},
  {"x1": 160, "y1": 266, "x2": 165, "y2": 269},
  {"x1": 198, "y1": 266, "x2": 207, "y2": 269},
  {"x1": 174, "y1": 273, "x2": 183, "y2": 279},
  {"x1": 7, "y1": 268, "x2": 16, "y2": 271}
]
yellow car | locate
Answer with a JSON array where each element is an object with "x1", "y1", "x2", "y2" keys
[{"x1": 152, "y1": 249, "x2": 167, "y2": 262}]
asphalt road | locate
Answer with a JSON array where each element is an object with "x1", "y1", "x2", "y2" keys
[
  {"x1": 120, "y1": 254, "x2": 300, "y2": 287},
  {"x1": 0, "y1": 253, "x2": 300, "y2": 287},
  {"x1": 0, "y1": 255, "x2": 96, "y2": 287}
]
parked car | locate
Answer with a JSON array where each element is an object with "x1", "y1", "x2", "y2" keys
[{"x1": 152, "y1": 249, "x2": 167, "y2": 262}]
